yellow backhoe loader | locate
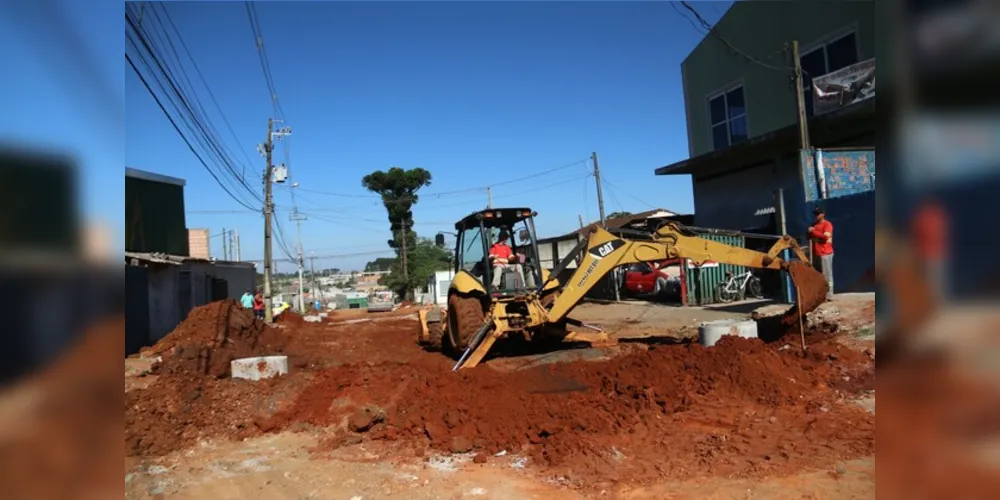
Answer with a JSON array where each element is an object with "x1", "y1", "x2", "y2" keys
[{"x1": 418, "y1": 207, "x2": 828, "y2": 370}]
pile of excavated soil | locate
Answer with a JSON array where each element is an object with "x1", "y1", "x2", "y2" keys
[
  {"x1": 126, "y1": 287, "x2": 876, "y2": 488},
  {"x1": 276, "y1": 310, "x2": 307, "y2": 327},
  {"x1": 150, "y1": 299, "x2": 290, "y2": 378},
  {"x1": 267, "y1": 330, "x2": 874, "y2": 486},
  {"x1": 125, "y1": 368, "x2": 304, "y2": 457},
  {"x1": 1, "y1": 317, "x2": 123, "y2": 499},
  {"x1": 126, "y1": 300, "x2": 296, "y2": 457}
]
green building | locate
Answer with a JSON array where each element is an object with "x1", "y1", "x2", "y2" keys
[
  {"x1": 655, "y1": 0, "x2": 877, "y2": 296},
  {"x1": 125, "y1": 167, "x2": 190, "y2": 256},
  {"x1": 677, "y1": 0, "x2": 877, "y2": 158}
]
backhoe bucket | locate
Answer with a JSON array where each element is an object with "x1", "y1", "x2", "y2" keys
[{"x1": 785, "y1": 260, "x2": 829, "y2": 316}]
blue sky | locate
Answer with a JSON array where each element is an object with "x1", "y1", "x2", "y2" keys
[{"x1": 22, "y1": 1, "x2": 730, "y2": 272}]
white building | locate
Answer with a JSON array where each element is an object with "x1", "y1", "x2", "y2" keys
[{"x1": 426, "y1": 269, "x2": 455, "y2": 305}]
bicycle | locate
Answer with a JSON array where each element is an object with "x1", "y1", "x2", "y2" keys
[{"x1": 716, "y1": 270, "x2": 763, "y2": 303}]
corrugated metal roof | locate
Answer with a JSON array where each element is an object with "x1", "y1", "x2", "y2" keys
[
  {"x1": 537, "y1": 208, "x2": 682, "y2": 243},
  {"x1": 125, "y1": 251, "x2": 254, "y2": 268}
]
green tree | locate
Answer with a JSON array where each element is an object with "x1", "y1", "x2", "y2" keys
[
  {"x1": 607, "y1": 211, "x2": 632, "y2": 220},
  {"x1": 361, "y1": 167, "x2": 432, "y2": 252},
  {"x1": 364, "y1": 257, "x2": 396, "y2": 272},
  {"x1": 379, "y1": 237, "x2": 452, "y2": 297},
  {"x1": 361, "y1": 166, "x2": 433, "y2": 298}
]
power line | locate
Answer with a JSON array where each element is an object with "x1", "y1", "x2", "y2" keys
[
  {"x1": 487, "y1": 158, "x2": 590, "y2": 188},
  {"x1": 159, "y1": 3, "x2": 257, "y2": 180},
  {"x1": 244, "y1": 1, "x2": 286, "y2": 119},
  {"x1": 297, "y1": 157, "x2": 590, "y2": 202},
  {"x1": 241, "y1": 249, "x2": 396, "y2": 264},
  {"x1": 126, "y1": 5, "x2": 262, "y2": 209},
  {"x1": 126, "y1": 51, "x2": 258, "y2": 211},
  {"x1": 676, "y1": 1, "x2": 793, "y2": 73},
  {"x1": 602, "y1": 179, "x2": 658, "y2": 210},
  {"x1": 605, "y1": 183, "x2": 627, "y2": 214}
]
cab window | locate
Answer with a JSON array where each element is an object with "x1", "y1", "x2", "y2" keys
[{"x1": 459, "y1": 226, "x2": 485, "y2": 273}]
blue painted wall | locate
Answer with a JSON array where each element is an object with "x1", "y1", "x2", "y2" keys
[
  {"x1": 808, "y1": 191, "x2": 876, "y2": 293},
  {"x1": 792, "y1": 148, "x2": 876, "y2": 294}
]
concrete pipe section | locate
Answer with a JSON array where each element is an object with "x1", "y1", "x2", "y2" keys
[
  {"x1": 231, "y1": 356, "x2": 289, "y2": 381},
  {"x1": 698, "y1": 319, "x2": 759, "y2": 347}
]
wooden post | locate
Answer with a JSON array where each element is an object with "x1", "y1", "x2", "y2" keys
[{"x1": 797, "y1": 286, "x2": 807, "y2": 351}]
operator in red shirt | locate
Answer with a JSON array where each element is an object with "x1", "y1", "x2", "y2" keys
[
  {"x1": 488, "y1": 231, "x2": 526, "y2": 289},
  {"x1": 808, "y1": 206, "x2": 835, "y2": 300}
]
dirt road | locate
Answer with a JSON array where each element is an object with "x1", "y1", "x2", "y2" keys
[{"x1": 125, "y1": 299, "x2": 877, "y2": 498}]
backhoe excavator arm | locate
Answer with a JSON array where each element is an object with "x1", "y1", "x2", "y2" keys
[{"x1": 545, "y1": 222, "x2": 818, "y2": 323}]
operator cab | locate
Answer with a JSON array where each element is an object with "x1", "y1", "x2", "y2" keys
[{"x1": 437, "y1": 208, "x2": 542, "y2": 296}]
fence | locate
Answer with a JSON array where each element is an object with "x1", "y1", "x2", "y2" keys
[{"x1": 682, "y1": 234, "x2": 748, "y2": 305}]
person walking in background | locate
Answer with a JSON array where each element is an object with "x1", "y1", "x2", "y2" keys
[
  {"x1": 240, "y1": 289, "x2": 254, "y2": 309},
  {"x1": 809, "y1": 206, "x2": 835, "y2": 300},
  {"x1": 910, "y1": 194, "x2": 949, "y2": 303},
  {"x1": 252, "y1": 288, "x2": 265, "y2": 320}
]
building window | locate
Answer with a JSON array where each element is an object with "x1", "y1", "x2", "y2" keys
[
  {"x1": 800, "y1": 31, "x2": 859, "y2": 117},
  {"x1": 709, "y1": 85, "x2": 748, "y2": 150}
]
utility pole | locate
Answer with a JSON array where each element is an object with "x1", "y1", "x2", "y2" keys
[
  {"x1": 791, "y1": 40, "x2": 811, "y2": 151},
  {"x1": 309, "y1": 250, "x2": 323, "y2": 305},
  {"x1": 259, "y1": 118, "x2": 292, "y2": 323},
  {"x1": 487, "y1": 186, "x2": 493, "y2": 209},
  {"x1": 591, "y1": 152, "x2": 607, "y2": 227},
  {"x1": 234, "y1": 229, "x2": 241, "y2": 261},
  {"x1": 400, "y1": 221, "x2": 410, "y2": 301},
  {"x1": 262, "y1": 118, "x2": 275, "y2": 322},
  {"x1": 289, "y1": 181, "x2": 307, "y2": 313},
  {"x1": 289, "y1": 205, "x2": 307, "y2": 313},
  {"x1": 591, "y1": 152, "x2": 618, "y2": 301},
  {"x1": 222, "y1": 228, "x2": 229, "y2": 260}
]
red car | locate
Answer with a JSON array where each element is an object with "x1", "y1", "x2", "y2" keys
[{"x1": 624, "y1": 259, "x2": 682, "y2": 299}]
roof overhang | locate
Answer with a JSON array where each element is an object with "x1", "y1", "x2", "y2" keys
[
  {"x1": 125, "y1": 251, "x2": 254, "y2": 268},
  {"x1": 655, "y1": 98, "x2": 876, "y2": 179},
  {"x1": 126, "y1": 167, "x2": 186, "y2": 187}
]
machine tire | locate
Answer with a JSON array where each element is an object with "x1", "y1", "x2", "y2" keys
[
  {"x1": 446, "y1": 293, "x2": 486, "y2": 356},
  {"x1": 424, "y1": 321, "x2": 444, "y2": 351}
]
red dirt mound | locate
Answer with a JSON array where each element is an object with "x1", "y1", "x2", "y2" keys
[
  {"x1": 269, "y1": 332, "x2": 874, "y2": 486},
  {"x1": 1, "y1": 317, "x2": 123, "y2": 499},
  {"x1": 276, "y1": 310, "x2": 306, "y2": 327},
  {"x1": 151, "y1": 299, "x2": 290, "y2": 378},
  {"x1": 126, "y1": 301, "x2": 300, "y2": 457}
]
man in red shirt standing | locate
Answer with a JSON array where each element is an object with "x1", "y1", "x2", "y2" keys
[
  {"x1": 488, "y1": 231, "x2": 525, "y2": 290},
  {"x1": 808, "y1": 206, "x2": 835, "y2": 300},
  {"x1": 910, "y1": 195, "x2": 949, "y2": 303},
  {"x1": 252, "y1": 288, "x2": 265, "y2": 320}
]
